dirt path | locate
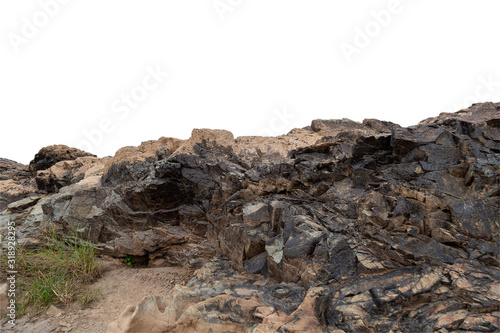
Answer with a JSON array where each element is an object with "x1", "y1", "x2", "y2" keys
[{"x1": 1, "y1": 264, "x2": 191, "y2": 333}]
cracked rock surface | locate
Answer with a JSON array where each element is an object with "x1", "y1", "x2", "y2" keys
[{"x1": 1, "y1": 102, "x2": 499, "y2": 332}]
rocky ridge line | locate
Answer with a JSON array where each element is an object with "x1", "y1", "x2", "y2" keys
[{"x1": 1, "y1": 102, "x2": 499, "y2": 332}]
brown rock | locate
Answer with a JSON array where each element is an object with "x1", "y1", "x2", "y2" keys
[
  {"x1": 0, "y1": 283, "x2": 8, "y2": 316},
  {"x1": 2, "y1": 103, "x2": 499, "y2": 333},
  {"x1": 433, "y1": 310, "x2": 468, "y2": 329},
  {"x1": 46, "y1": 305, "x2": 64, "y2": 317},
  {"x1": 29, "y1": 144, "x2": 95, "y2": 172}
]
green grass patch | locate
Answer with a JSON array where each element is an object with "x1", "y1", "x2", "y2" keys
[
  {"x1": 79, "y1": 288, "x2": 103, "y2": 309},
  {"x1": 2, "y1": 227, "x2": 103, "y2": 317}
]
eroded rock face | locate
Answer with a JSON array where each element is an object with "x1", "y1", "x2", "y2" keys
[
  {"x1": 35, "y1": 156, "x2": 107, "y2": 193},
  {"x1": 29, "y1": 145, "x2": 95, "y2": 172},
  {"x1": 0, "y1": 158, "x2": 36, "y2": 212},
  {"x1": 107, "y1": 258, "x2": 324, "y2": 333},
  {"x1": 1, "y1": 102, "x2": 499, "y2": 332}
]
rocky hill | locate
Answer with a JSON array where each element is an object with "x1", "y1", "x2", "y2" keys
[{"x1": 1, "y1": 102, "x2": 499, "y2": 332}]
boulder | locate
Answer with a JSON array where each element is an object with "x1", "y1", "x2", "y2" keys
[{"x1": 29, "y1": 145, "x2": 95, "y2": 172}]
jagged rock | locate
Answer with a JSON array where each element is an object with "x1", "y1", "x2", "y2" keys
[
  {"x1": 1, "y1": 103, "x2": 499, "y2": 332},
  {"x1": 0, "y1": 159, "x2": 36, "y2": 211},
  {"x1": 107, "y1": 258, "x2": 324, "y2": 333},
  {"x1": 35, "y1": 156, "x2": 106, "y2": 193},
  {"x1": 0, "y1": 158, "x2": 31, "y2": 181},
  {"x1": 450, "y1": 198, "x2": 499, "y2": 240},
  {"x1": 6, "y1": 195, "x2": 41, "y2": 213},
  {"x1": 29, "y1": 145, "x2": 95, "y2": 172}
]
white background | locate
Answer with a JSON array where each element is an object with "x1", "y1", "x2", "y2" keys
[{"x1": 1, "y1": 0, "x2": 499, "y2": 164}]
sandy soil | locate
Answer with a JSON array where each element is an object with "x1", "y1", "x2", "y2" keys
[{"x1": 1, "y1": 263, "x2": 192, "y2": 333}]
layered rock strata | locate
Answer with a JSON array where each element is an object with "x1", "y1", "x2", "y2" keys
[{"x1": 1, "y1": 103, "x2": 499, "y2": 332}]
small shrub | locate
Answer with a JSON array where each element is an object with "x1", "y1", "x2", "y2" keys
[{"x1": 123, "y1": 255, "x2": 135, "y2": 266}]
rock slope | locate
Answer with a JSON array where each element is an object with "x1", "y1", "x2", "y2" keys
[{"x1": 1, "y1": 102, "x2": 499, "y2": 332}]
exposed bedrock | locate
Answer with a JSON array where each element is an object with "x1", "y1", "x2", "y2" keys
[{"x1": 1, "y1": 102, "x2": 499, "y2": 332}]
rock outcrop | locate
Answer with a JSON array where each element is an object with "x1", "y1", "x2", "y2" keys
[
  {"x1": 29, "y1": 145, "x2": 95, "y2": 172},
  {"x1": 1, "y1": 102, "x2": 499, "y2": 332},
  {"x1": 0, "y1": 158, "x2": 36, "y2": 212}
]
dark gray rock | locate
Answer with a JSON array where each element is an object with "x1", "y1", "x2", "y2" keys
[
  {"x1": 29, "y1": 145, "x2": 95, "y2": 172},
  {"x1": 2, "y1": 103, "x2": 499, "y2": 332}
]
